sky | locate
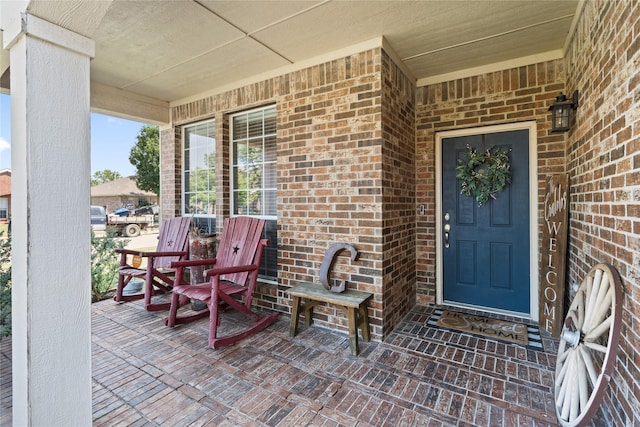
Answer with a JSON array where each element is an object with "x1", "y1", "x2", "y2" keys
[{"x1": 0, "y1": 93, "x2": 150, "y2": 177}]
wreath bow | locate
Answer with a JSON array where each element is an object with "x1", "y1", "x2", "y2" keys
[{"x1": 456, "y1": 145, "x2": 511, "y2": 206}]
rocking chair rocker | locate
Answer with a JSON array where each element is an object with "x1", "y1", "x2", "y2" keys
[
  {"x1": 166, "y1": 216, "x2": 279, "y2": 348},
  {"x1": 114, "y1": 216, "x2": 191, "y2": 311}
]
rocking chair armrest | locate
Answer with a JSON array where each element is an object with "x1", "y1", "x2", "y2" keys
[
  {"x1": 171, "y1": 258, "x2": 219, "y2": 268},
  {"x1": 206, "y1": 264, "x2": 258, "y2": 277},
  {"x1": 115, "y1": 248, "x2": 143, "y2": 256},
  {"x1": 114, "y1": 249, "x2": 187, "y2": 258},
  {"x1": 138, "y1": 250, "x2": 188, "y2": 258}
]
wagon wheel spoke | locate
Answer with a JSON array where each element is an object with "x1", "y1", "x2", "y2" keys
[
  {"x1": 578, "y1": 346, "x2": 598, "y2": 386},
  {"x1": 554, "y1": 264, "x2": 622, "y2": 427},
  {"x1": 584, "y1": 316, "x2": 611, "y2": 342}
]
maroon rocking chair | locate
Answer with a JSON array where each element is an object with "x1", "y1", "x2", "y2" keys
[
  {"x1": 114, "y1": 216, "x2": 191, "y2": 311},
  {"x1": 166, "y1": 216, "x2": 279, "y2": 348}
]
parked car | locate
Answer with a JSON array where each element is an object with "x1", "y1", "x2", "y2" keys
[{"x1": 91, "y1": 205, "x2": 107, "y2": 231}]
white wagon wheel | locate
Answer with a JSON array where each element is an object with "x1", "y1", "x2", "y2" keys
[{"x1": 555, "y1": 263, "x2": 623, "y2": 426}]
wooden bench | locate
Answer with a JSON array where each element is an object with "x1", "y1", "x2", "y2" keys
[{"x1": 287, "y1": 282, "x2": 373, "y2": 356}]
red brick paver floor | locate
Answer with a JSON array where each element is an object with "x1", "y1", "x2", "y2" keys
[{"x1": 1, "y1": 299, "x2": 606, "y2": 426}]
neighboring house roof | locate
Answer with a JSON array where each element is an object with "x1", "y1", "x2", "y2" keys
[{"x1": 90, "y1": 177, "x2": 156, "y2": 197}]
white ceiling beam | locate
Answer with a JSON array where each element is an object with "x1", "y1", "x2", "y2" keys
[{"x1": 91, "y1": 82, "x2": 169, "y2": 125}]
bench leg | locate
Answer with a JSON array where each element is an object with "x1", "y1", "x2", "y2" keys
[
  {"x1": 347, "y1": 307, "x2": 359, "y2": 356},
  {"x1": 302, "y1": 300, "x2": 319, "y2": 326},
  {"x1": 289, "y1": 296, "x2": 301, "y2": 337},
  {"x1": 359, "y1": 303, "x2": 370, "y2": 342}
]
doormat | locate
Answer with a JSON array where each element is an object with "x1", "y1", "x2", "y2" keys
[{"x1": 428, "y1": 309, "x2": 543, "y2": 351}]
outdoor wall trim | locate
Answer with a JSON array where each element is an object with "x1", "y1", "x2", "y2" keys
[
  {"x1": 170, "y1": 36, "x2": 386, "y2": 107},
  {"x1": 381, "y1": 36, "x2": 416, "y2": 83},
  {"x1": 561, "y1": 0, "x2": 588, "y2": 55},
  {"x1": 91, "y1": 82, "x2": 170, "y2": 125},
  {"x1": 417, "y1": 49, "x2": 563, "y2": 87},
  {"x1": 3, "y1": 12, "x2": 94, "y2": 58}
]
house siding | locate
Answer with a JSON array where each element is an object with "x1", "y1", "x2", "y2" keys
[{"x1": 565, "y1": 0, "x2": 640, "y2": 424}]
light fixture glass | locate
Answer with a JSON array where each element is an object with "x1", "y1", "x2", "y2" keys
[{"x1": 549, "y1": 91, "x2": 579, "y2": 133}]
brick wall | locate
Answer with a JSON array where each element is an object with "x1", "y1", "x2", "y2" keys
[
  {"x1": 564, "y1": 1, "x2": 640, "y2": 424},
  {"x1": 277, "y1": 49, "x2": 386, "y2": 338},
  {"x1": 157, "y1": 3, "x2": 640, "y2": 420},
  {"x1": 415, "y1": 60, "x2": 566, "y2": 304},
  {"x1": 380, "y1": 52, "x2": 416, "y2": 333},
  {"x1": 163, "y1": 48, "x2": 415, "y2": 340},
  {"x1": 160, "y1": 126, "x2": 182, "y2": 220}
]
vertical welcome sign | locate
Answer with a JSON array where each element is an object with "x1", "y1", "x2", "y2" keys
[{"x1": 539, "y1": 174, "x2": 569, "y2": 336}]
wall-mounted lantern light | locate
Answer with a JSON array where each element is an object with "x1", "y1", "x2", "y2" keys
[{"x1": 549, "y1": 91, "x2": 579, "y2": 132}]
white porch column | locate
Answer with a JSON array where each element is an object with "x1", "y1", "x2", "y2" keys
[{"x1": 4, "y1": 13, "x2": 94, "y2": 426}]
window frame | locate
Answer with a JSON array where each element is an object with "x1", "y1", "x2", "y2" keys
[
  {"x1": 181, "y1": 118, "x2": 217, "y2": 219},
  {"x1": 229, "y1": 105, "x2": 277, "y2": 220},
  {"x1": 230, "y1": 105, "x2": 278, "y2": 283},
  {"x1": 0, "y1": 197, "x2": 8, "y2": 220}
]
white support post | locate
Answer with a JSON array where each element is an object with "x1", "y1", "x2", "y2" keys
[{"x1": 4, "y1": 13, "x2": 94, "y2": 426}]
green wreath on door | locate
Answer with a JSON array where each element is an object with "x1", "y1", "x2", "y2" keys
[{"x1": 455, "y1": 145, "x2": 511, "y2": 206}]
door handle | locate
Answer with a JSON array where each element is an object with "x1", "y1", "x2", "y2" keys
[{"x1": 444, "y1": 223, "x2": 450, "y2": 248}]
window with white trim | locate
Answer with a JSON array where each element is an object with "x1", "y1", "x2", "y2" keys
[
  {"x1": 0, "y1": 198, "x2": 7, "y2": 220},
  {"x1": 231, "y1": 105, "x2": 277, "y2": 279},
  {"x1": 231, "y1": 107, "x2": 276, "y2": 217},
  {"x1": 183, "y1": 120, "x2": 216, "y2": 231}
]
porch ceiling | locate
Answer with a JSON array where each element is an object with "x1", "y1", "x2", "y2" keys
[{"x1": 1, "y1": 0, "x2": 580, "y2": 114}]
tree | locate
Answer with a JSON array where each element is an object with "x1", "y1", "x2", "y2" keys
[
  {"x1": 91, "y1": 169, "x2": 122, "y2": 186},
  {"x1": 129, "y1": 125, "x2": 159, "y2": 195}
]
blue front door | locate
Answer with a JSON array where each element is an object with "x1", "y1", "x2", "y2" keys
[{"x1": 442, "y1": 129, "x2": 530, "y2": 314}]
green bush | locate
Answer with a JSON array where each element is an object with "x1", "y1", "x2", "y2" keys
[
  {"x1": 0, "y1": 229, "x2": 125, "y2": 337},
  {"x1": 91, "y1": 227, "x2": 128, "y2": 302},
  {"x1": 0, "y1": 232, "x2": 12, "y2": 338}
]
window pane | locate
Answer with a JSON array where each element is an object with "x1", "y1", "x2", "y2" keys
[
  {"x1": 233, "y1": 190, "x2": 247, "y2": 215},
  {"x1": 184, "y1": 149, "x2": 191, "y2": 170},
  {"x1": 248, "y1": 138, "x2": 262, "y2": 165},
  {"x1": 264, "y1": 162, "x2": 276, "y2": 189},
  {"x1": 231, "y1": 105, "x2": 277, "y2": 281},
  {"x1": 235, "y1": 142, "x2": 248, "y2": 167},
  {"x1": 233, "y1": 115, "x2": 247, "y2": 139},
  {"x1": 194, "y1": 145, "x2": 209, "y2": 169},
  {"x1": 183, "y1": 119, "x2": 215, "y2": 218},
  {"x1": 264, "y1": 135, "x2": 276, "y2": 162},
  {"x1": 0, "y1": 199, "x2": 9, "y2": 220},
  {"x1": 264, "y1": 108, "x2": 276, "y2": 134},
  {"x1": 261, "y1": 219, "x2": 278, "y2": 278},
  {"x1": 247, "y1": 164, "x2": 262, "y2": 190},
  {"x1": 233, "y1": 166, "x2": 242, "y2": 190},
  {"x1": 248, "y1": 190, "x2": 261, "y2": 215},
  {"x1": 248, "y1": 110, "x2": 263, "y2": 137},
  {"x1": 203, "y1": 192, "x2": 215, "y2": 215},
  {"x1": 184, "y1": 193, "x2": 194, "y2": 215},
  {"x1": 264, "y1": 190, "x2": 276, "y2": 216}
]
